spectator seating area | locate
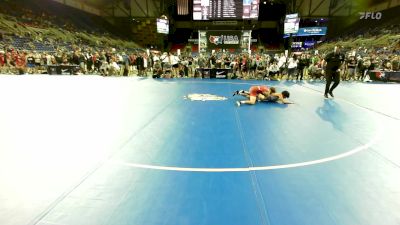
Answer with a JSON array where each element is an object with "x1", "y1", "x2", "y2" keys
[
  {"x1": 0, "y1": 0, "x2": 398, "y2": 81},
  {"x1": 0, "y1": 0, "x2": 140, "y2": 53}
]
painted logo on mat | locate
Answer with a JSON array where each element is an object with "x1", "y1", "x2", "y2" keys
[{"x1": 184, "y1": 94, "x2": 227, "y2": 101}]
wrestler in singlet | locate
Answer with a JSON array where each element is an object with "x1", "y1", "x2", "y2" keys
[
  {"x1": 249, "y1": 85, "x2": 269, "y2": 97},
  {"x1": 265, "y1": 95, "x2": 279, "y2": 102}
]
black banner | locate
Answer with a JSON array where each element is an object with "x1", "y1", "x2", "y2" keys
[
  {"x1": 206, "y1": 31, "x2": 241, "y2": 50},
  {"x1": 196, "y1": 68, "x2": 230, "y2": 79},
  {"x1": 369, "y1": 70, "x2": 400, "y2": 82}
]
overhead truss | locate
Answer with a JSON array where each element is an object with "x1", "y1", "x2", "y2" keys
[{"x1": 101, "y1": 0, "x2": 167, "y2": 18}]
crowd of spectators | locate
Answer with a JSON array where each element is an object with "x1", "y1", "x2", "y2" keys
[
  {"x1": 0, "y1": 0, "x2": 140, "y2": 75},
  {"x1": 0, "y1": 0, "x2": 399, "y2": 81},
  {"x1": 146, "y1": 46, "x2": 399, "y2": 81},
  {"x1": 2, "y1": 45, "x2": 398, "y2": 82}
]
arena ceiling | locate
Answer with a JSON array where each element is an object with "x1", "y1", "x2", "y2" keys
[
  {"x1": 51, "y1": 0, "x2": 167, "y2": 17},
  {"x1": 53, "y1": 0, "x2": 400, "y2": 18},
  {"x1": 80, "y1": 0, "x2": 390, "y2": 7},
  {"x1": 82, "y1": 0, "x2": 168, "y2": 18},
  {"x1": 82, "y1": 0, "x2": 119, "y2": 8}
]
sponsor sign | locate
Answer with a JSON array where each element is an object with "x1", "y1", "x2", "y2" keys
[
  {"x1": 304, "y1": 41, "x2": 315, "y2": 48},
  {"x1": 206, "y1": 31, "x2": 241, "y2": 49},
  {"x1": 284, "y1": 27, "x2": 327, "y2": 38},
  {"x1": 291, "y1": 42, "x2": 302, "y2": 48},
  {"x1": 209, "y1": 35, "x2": 239, "y2": 45},
  {"x1": 215, "y1": 70, "x2": 228, "y2": 78},
  {"x1": 212, "y1": 21, "x2": 238, "y2": 26},
  {"x1": 299, "y1": 27, "x2": 327, "y2": 36},
  {"x1": 188, "y1": 39, "x2": 199, "y2": 43}
]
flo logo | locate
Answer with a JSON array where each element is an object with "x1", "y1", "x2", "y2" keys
[
  {"x1": 359, "y1": 12, "x2": 382, "y2": 19},
  {"x1": 209, "y1": 36, "x2": 223, "y2": 45}
]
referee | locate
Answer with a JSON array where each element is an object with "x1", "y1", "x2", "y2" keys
[{"x1": 324, "y1": 46, "x2": 345, "y2": 98}]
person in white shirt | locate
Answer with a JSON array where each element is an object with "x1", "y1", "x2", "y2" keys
[
  {"x1": 143, "y1": 55, "x2": 148, "y2": 73},
  {"x1": 161, "y1": 52, "x2": 172, "y2": 77},
  {"x1": 160, "y1": 52, "x2": 169, "y2": 72},
  {"x1": 171, "y1": 53, "x2": 180, "y2": 77},
  {"x1": 109, "y1": 57, "x2": 120, "y2": 75},
  {"x1": 278, "y1": 53, "x2": 286, "y2": 78},
  {"x1": 287, "y1": 56, "x2": 298, "y2": 80},
  {"x1": 274, "y1": 53, "x2": 280, "y2": 62},
  {"x1": 46, "y1": 53, "x2": 52, "y2": 66},
  {"x1": 268, "y1": 61, "x2": 280, "y2": 80},
  {"x1": 153, "y1": 54, "x2": 160, "y2": 64}
]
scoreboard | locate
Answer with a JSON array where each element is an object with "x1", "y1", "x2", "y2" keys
[{"x1": 193, "y1": 0, "x2": 259, "y2": 20}]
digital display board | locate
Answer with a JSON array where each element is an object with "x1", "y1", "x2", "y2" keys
[
  {"x1": 304, "y1": 41, "x2": 316, "y2": 48},
  {"x1": 291, "y1": 42, "x2": 302, "y2": 48},
  {"x1": 193, "y1": 0, "x2": 259, "y2": 20},
  {"x1": 297, "y1": 27, "x2": 327, "y2": 36},
  {"x1": 156, "y1": 18, "x2": 169, "y2": 34},
  {"x1": 284, "y1": 13, "x2": 300, "y2": 34},
  {"x1": 283, "y1": 27, "x2": 327, "y2": 38}
]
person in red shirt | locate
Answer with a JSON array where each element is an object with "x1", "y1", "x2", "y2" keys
[
  {"x1": 240, "y1": 55, "x2": 248, "y2": 78},
  {"x1": 0, "y1": 51, "x2": 5, "y2": 67},
  {"x1": 15, "y1": 51, "x2": 27, "y2": 74},
  {"x1": 6, "y1": 50, "x2": 13, "y2": 67}
]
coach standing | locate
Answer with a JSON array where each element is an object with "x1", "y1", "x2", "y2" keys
[{"x1": 324, "y1": 46, "x2": 345, "y2": 98}]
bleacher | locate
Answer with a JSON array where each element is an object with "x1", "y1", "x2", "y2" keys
[
  {"x1": 0, "y1": 0, "x2": 141, "y2": 53},
  {"x1": 12, "y1": 37, "x2": 31, "y2": 50},
  {"x1": 333, "y1": 5, "x2": 400, "y2": 40}
]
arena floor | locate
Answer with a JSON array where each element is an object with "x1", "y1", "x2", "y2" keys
[{"x1": 0, "y1": 75, "x2": 400, "y2": 225}]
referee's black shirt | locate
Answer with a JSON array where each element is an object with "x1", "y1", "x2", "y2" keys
[{"x1": 325, "y1": 52, "x2": 345, "y2": 71}]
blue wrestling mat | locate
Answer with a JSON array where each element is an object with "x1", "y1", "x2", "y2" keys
[{"x1": 0, "y1": 75, "x2": 399, "y2": 225}]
